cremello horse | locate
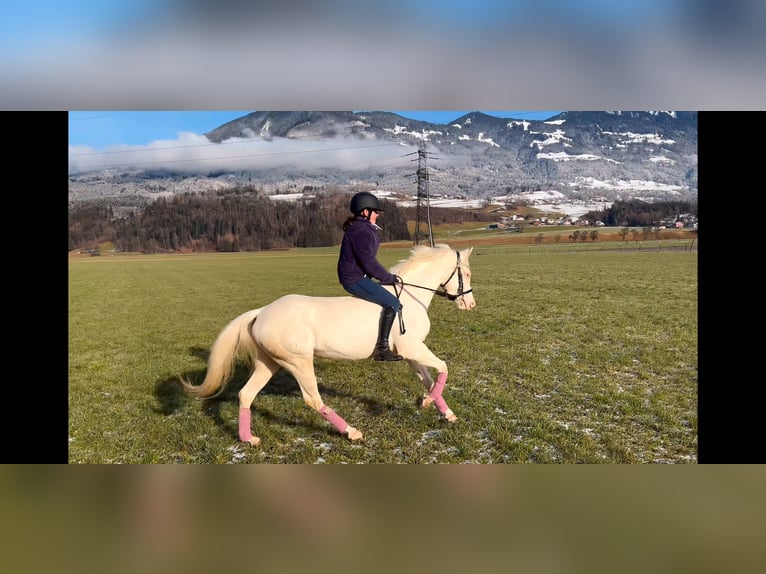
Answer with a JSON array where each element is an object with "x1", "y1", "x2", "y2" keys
[{"x1": 181, "y1": 243, "x2": 475, "y2": 445}]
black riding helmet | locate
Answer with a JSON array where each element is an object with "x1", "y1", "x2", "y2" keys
[{"x1": 349, "y1": 191, "x2": 382, "y2": 215}]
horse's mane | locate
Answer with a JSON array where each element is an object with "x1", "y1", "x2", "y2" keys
[{"x1": 390, "y1": 243, "x2": 453, "y2": 275}]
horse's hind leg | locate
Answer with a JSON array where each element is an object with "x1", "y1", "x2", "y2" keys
[
  {"x1": 237, "y1": 354, "x2": 280, "y2": 446},
  {"x1": 285, "y1": 356, "x2": 363, "y2": 442}
]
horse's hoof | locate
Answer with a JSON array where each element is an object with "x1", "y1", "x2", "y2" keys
[
  {"x1": 247, "y1": 436, "x2": 261, "y2": 446},
  {"x1": 443, "y1": 409, "x2": 457, "y2": 423},
  {"x1": 418, "y1": 395, "x2": 434, "y2": 409},
  {"x1": 346, "y1": 427, "x2": 364, "y2": 441}
]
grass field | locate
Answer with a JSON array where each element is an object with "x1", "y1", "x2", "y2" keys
[{"x1": 68, "y1": 239, "x2": 697, "y2": 463}]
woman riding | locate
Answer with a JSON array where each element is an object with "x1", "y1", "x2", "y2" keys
[{"x1": 337, "y1": 191, "x2": 403, "y2": 361}]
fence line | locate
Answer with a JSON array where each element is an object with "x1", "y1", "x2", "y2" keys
[{"x1": 475, "y1": 239, "x2": 698, "y2": 256}]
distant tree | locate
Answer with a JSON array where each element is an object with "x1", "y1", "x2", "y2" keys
[
  {"x1": 217, "y1": 233, "x2": 237, "y2": 252},
  {"x1": 589, "y1": 230, "x2": 599, "y2": 241},
  {"x1": 642, "y1": 226, "x2": 652, "y2": 240},
  {"x1": 535, "y1": 233, "x2": 544, "y2": 245},
  {"x1": 595, "y1": 199, "x2": 697, "y2": 227},
  {"x1": 620, "y1": 227, "x2": 630, "y2": 241}
]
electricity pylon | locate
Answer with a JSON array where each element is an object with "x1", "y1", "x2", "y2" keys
[{"x1": 407, "y1": 145, "x2": 438, "y2": 246}]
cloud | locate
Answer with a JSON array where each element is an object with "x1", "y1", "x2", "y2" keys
[{"x1": 68, "y1": 133, "x2": 419, "y2": 174}]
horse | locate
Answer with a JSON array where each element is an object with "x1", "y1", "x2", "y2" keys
[{"x1": 180, "y1": 243, "x2": 476, "y2": 446}]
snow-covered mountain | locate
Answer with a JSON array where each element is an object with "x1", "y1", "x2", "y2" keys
[{"x1": 68, "y1": 111, "x2": 697, "y2": 205}]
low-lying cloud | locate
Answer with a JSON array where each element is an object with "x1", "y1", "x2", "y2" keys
[{"x1": 68, "y1": 134, "x2": 419, "y2": 175}]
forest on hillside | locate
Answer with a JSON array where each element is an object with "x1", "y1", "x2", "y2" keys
[
  {"x1": 68, "y1": 188, "x2": 491, "y2": 253},
  {"x1": 68, "y1": 188, "x2": 697, "y2": 254}
]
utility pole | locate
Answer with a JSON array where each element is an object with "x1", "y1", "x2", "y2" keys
[{"x1": 407, "y1": 144, "x2": 438, "y2": 246}]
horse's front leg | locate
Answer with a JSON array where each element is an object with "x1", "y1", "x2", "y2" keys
[
  {"x1": 407, "y1": 360, "x2": 435, "y2": 394},
  {"x1": 404, "y1": 349, "x2": 457, "y2": 423},
  {"x1": 421, "y1": 372, "x2": 456, "y2": 423}
]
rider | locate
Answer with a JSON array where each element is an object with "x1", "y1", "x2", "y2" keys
[{"x1": 337, "y1": 191, "x2": 403, "y2": 361}]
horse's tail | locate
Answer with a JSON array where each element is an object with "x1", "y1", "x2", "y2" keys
[{"x1": 180, "y1": 308, "x2": 261, "y2": 399}]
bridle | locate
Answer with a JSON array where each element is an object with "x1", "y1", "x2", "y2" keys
[
  {"x1": 391, "y1": 250, "x2": 472, "y2": 335},
  {"x1": 395, "y1": 250, "x2": 473, "y2": 302}
]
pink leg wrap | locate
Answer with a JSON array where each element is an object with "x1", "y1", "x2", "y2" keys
[
  {"x1": 319, "y1": 405, "x2": 349, "y2": 433},
  {"x1": 430, "y1": 372, "x2": 448, "y2": 398},
  {"x1": 239, "y1": 408, "x2": 253, "y2": 442},
  {"x1": 429, "y1": 372, "x2": 449, "y2": 415}
]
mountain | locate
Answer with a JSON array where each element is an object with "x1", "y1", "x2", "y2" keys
[{"x1": 68, "y1": 111, "x2": 697, "y2": 205}]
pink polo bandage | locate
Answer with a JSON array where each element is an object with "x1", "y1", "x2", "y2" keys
[
  {"x1": 319, "y1": 405, "x2": 349, "y2": 433},
  {"x1": 429, "y1": 372, "x2": 449, "y2": 415},
  {"x1": 239, "y1": 408, "x2": 253, "y2": 442}
]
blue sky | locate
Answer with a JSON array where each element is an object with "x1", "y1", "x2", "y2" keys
[{"x1": 68, "y1": 111, "x2": 561, "y2": 149}]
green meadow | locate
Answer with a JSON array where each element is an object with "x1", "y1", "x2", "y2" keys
[{"x1": 68, "y1": 245, "x2": 697, "y2": 463}]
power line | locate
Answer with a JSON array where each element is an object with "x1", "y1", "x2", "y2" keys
[
  {"x1": 69, "y1": 124, "x2": 398, "y2": 156},
  {"x1": 69, "y1": 141, "x2": 406, "y2": 173}
]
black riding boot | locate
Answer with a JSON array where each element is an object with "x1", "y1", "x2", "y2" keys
[{"x1": 374, "y1": 307, "x2": 403, "y2": 361}]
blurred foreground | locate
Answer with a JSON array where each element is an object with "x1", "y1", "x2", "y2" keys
[
  {"x1": 2, "y1": 465, "x2": 764, "y2": 574},
  {"x1": 4, "y1": 1, "x2": 765, "y2": 109}
]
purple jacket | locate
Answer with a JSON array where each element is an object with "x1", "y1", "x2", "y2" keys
[{"x1": 337, "y1": 216, "x2": 397, "y2": 286}]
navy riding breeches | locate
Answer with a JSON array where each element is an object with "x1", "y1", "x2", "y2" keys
[{"x1": 342, "y1": 277, "x2": 400, "y2": 312}]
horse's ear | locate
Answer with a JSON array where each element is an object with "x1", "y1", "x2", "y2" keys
[{"x1": 463, "y1": 246, "x2": 474, "y2": 259}]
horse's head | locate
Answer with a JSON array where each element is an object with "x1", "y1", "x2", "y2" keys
[
  {"x1": 441, "y1": 247, "x2": 476, "y2": 310},
  {"x1": 393, "y1": 244, "x2": 477, "y2": 309}
]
